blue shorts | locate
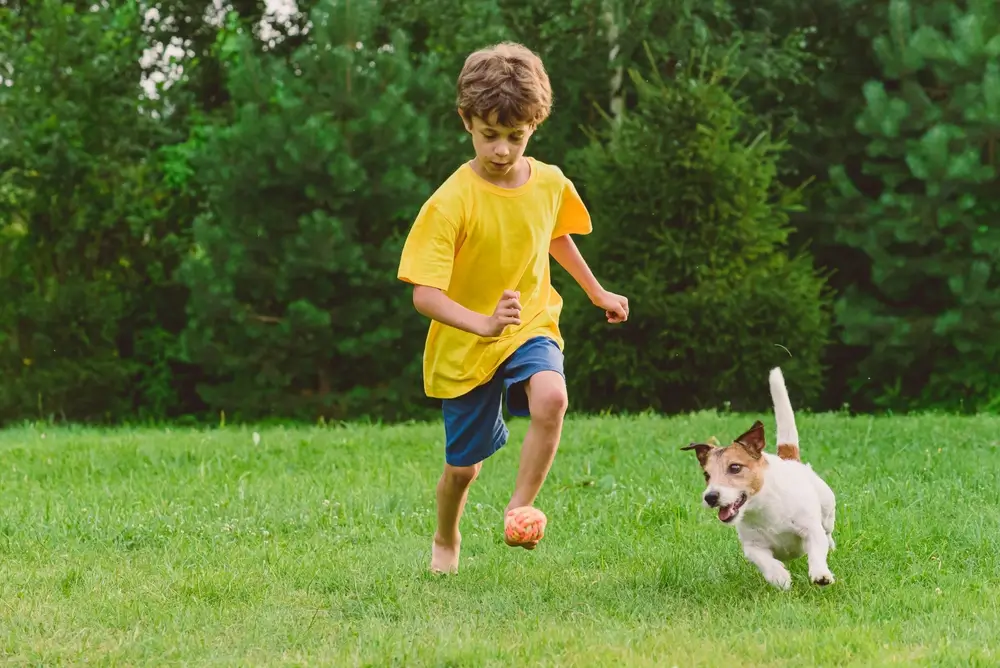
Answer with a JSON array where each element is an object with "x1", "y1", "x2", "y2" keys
[{"x1": 442, "y1": 336, "x2": 565, "y2": 467}]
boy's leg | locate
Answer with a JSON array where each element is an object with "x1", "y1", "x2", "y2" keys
[
  {"x1": 431, "y1": 462, "x2": 481, "y2": 574},
  {"x1": 507, "y1": 371, "x2": 567, "y2": 512},
  {"x1": 433, "y1": 375, "x2": 508, "y2": 574},
  {"x1": 502, "y1": 337, "x2": 568, "y2": 549}
]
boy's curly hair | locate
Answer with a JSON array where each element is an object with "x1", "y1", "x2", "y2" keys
[{"x1": 456, "y1": 42, "x2": 552, "y2": 128}]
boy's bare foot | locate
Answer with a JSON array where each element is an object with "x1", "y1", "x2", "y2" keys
[{"x1": 430, "y1": 532, "x2": 460, "y2": 574}]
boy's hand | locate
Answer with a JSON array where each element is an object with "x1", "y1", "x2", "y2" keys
[
  {"x1": 591, "y1": 289, "x2": 629, "y2": 323},
  {"x1": 480, "y1": 290, "x2": 522, "y2": 337}
]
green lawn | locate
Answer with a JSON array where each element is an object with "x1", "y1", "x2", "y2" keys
[{"x1": 1, "y1": 411, "x2": 998, "y2": 666}]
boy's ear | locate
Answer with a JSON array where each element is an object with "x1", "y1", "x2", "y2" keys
[{"x1": 457, "y1": 108, "x2": 473, "y2": 132}]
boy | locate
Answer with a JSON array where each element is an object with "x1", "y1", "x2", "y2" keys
[{"x1": 397, "y1": 42, "x2": 628, "y2": 575}]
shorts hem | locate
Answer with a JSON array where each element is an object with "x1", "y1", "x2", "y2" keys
[{"x1": 445, "y1": 424, "x2": 510, "y2": 467}]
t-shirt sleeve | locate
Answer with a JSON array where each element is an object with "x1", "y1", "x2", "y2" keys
[
  {"x1": 397, "y1": 200, "x2": 460, "y2": 291},
  {"x1": 552, "y1": 173, "x2": 593, "y2": 239}
]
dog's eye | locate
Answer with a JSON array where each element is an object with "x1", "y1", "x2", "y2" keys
[
  {"x1": 703, "y1": 471, "x2": 710, "y2": 482},
  {"x1": 728, "y1": 463, "x2": 742, "y2": 474}
]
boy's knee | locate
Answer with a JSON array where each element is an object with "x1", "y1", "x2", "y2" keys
[
  {"x1": 444, "y1": 462, "x2": 482, "y2": 488},
  {"x1": 528, "y1": 372, "x2": 568, "y2": 425}
]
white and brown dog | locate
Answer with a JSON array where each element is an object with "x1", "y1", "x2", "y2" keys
[{"x1": 682, "y1": 367, "x2": 836, "y2": 590}]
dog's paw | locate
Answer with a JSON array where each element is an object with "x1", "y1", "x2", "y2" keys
[
  {"x1": 810, "y1": 570, "x2": 835, "y2": 586},
  {"x1": 764, "y1": 567, "x2": 792, "y2": 591}
]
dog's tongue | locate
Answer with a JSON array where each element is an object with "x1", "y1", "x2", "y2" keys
[{"x1": 718, "y1": 505, "x2": 736, "y2": 522}]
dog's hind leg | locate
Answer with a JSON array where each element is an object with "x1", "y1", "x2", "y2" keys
[
  {"x1": 805, "y1": 527, "x2": 835, "y2": 586},
  {"x1": 818, "y1": 484, "x2": 836, "y2": 551},
  {"x1": 823, "y1": 507, "x2": 836, "y2": 551}
]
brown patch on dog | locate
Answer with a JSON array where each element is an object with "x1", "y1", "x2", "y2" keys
[
  {"x1": 682, "y1": 421, "x2": 770, "y2": 496},
  {"x1": 777, "y1": 443, "x2": 801, "y2": 461},
  {"x1": 733, "y1": 420, "x2": 766, "y2": 459},
  {"x1": 707, "y1": 441, "x2": 768, "y2": 494},
  {"x1": 680, "y1": 442, "x2": 714, "y2": 468}
]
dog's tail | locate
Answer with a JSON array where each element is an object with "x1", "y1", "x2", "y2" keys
[{"x1": 769, "y1": 367, "x2": 801, "y2": 461}]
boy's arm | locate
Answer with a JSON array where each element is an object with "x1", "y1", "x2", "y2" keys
[
  {"x1": 550, "y1": 234, "x2": 628, "y2": 322},
  {"x1": 412, "y1": 285, "x2": 522, "y2": 338},
  {"x1": 398, "y1": 198, "x2": 524, "y2": 338},
  {"x1": 549, "y1": 171, "x2": 628, "y2": 323},
  {"x1": 549, "y1": 234, "x2": 603, "y2": 299}
]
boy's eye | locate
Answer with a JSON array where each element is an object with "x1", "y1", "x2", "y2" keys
[{"x1": 481, "y1": 133, "x2": 523, "y2": 142}]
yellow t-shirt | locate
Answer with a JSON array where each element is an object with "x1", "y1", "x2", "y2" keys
[{"x1": 397, "y1": 157, "x2": 592, "y2": 399}]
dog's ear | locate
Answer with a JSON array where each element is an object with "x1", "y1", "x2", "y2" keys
[
  {"x1": 681, "y1": 442, "x2": 715, "y2": 467},
  {"x1": 734, "y1": 420, "x2": 766, "y2": 459}
]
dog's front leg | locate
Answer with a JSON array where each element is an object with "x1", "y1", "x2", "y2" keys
[
  {"x1": 742, "y1": 544, "x2": 791, "y2": 590},
  {"x1": 804, "y1": 528, "x2": 835, "y2": 586}
]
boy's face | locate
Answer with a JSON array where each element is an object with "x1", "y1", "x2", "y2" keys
[{"x1": 461, "y1": 110, "x2": 535, "y2": 179}]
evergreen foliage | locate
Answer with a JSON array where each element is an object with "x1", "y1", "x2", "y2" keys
[
  {"x1": 829, "y1": 0, "x2": 1000, "y2": 411},
  {"x1": 0, "y1": 0, "x2": 188, "y2": 422},
  {"x1": 561, "y1": 55, "x2": 831, "y2": 414},
  {"x1": 172, "y1": 1, "x2": 446, "y2": 421}
]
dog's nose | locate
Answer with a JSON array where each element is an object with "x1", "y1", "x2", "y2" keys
[{"x1": 704, "y1": 491, "x2": 720, "y2": 507}]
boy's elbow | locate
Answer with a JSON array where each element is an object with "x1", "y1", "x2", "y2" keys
[{"x1": 412, "y1": 285, "x2": 439, "y2": 316}]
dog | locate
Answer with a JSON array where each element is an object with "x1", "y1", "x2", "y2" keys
[{"x1": 681, "y1": 367, "x2": 836, "y2": 590}]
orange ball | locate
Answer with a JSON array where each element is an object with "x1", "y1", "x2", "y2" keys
[{"x1": 505, "y1": 506, "x2": 547, "y2": 543}]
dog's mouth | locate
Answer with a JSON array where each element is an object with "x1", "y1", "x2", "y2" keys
[{"x1": 718, "y1": 493, "x2": 748, "y2": 523}]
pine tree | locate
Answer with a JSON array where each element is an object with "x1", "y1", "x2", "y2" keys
[
  {"x1": 561, "y1": 53, "x2": 831, "y2": 414},
  {"x1": 0, "y1": 0, "x2": 184, "y2": 423},
  {"x1": 174, "y1": 0, "x2": 449, "y2": 421},
  {"x1": 828, "y1": 0, "x2": 1000, "y2": 411}
]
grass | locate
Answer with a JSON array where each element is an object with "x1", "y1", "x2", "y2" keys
[{"x1": 0, "y1": 411, "x2": 999, "y2": 666}]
